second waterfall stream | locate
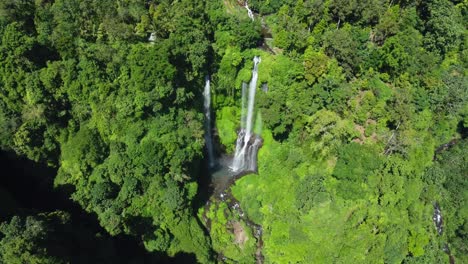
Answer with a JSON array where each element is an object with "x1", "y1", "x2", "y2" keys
[{"x1": 203, "y1": 76, "x2": 215, "y2": 168}]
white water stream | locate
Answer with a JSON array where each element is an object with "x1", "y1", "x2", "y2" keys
[{"x1": 203, "y1": 76, "x2": 215, "y2": 168}]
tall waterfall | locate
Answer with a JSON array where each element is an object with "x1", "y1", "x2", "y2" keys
[
  {"x1": 231, "y1": 56, "x2": 262, "y2": 173},
  {"x1": 203, "y1": 76, "x2": 215, "y2": 168}
]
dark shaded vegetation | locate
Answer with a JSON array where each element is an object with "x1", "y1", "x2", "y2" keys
[{"x1": 0, "y1": 151, "x2": 198, "y2": 263}]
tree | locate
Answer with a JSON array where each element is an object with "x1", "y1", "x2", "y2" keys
[
  {"x1": 322, "y1": 24, "x2": 367, "y2": 77},
  {"x1": 0, "y1": 215, "x2": 65, "y2": 264},
  {"x1": 303, "y1": 48, "x2": 330, "y2": 85},
  {"x1": 304, "y1": 109, "x2": 358, "y2": 157},
  {"x1": 0, "y1": 0, "x2": 35, "y2": 27},
  {"x1": 424, "y1": 140, "x2": 468, "y2": 262},
  {"x1": 50, "y1": 0, "x2": 80, "y2": 58},
  {"x1": 420, "y1": 0, "x2": 464, "y2": 56},
  {"x1": 333, "y1": 142, "x2": 383, "y2": 199}
]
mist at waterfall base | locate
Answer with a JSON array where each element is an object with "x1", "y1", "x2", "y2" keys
[{"x1": 203, "y1": 57, "x2": 263, "y2": 194}]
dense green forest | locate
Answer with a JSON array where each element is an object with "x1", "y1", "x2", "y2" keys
[{"x1": 0, "y1": 0, "x2": 466, "y2": 263}]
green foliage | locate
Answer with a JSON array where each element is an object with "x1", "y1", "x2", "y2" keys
[
  {"x1": 0, "y1": 212, "x2": 119, "y2": 264},
  {"x1": 0, "y1": 214, "x2": 65, "y2": 264},
  {"x1": 424, "y1": 140, "x2": 468, "y2": 262},
  {"x1": 323, "y1": 24, "x2": 368, "y2": 76},
  {"x1": 204, "y1": 201, "x2": 256, "y2": 263},
  {"x1": 216, "y1": 107, "x2": 239, "y2": 153},
  {"x1": 0, "y1": 0, "x2": 466, "y2": 263},
  {"x1": 0, "y1": 0, "x2": 35, "y2": 26},
  {"x1": 216, "y1": 2, "x2": 466, "y2": 261},
  {"x1": 271, "y1": 5, "x2": 308, "y2": 52},
  {"x1": 303, "y1": 48, "x2": 330, "y2": 85},
  {"x1": 0, "y1": 105, "x2": 18, "y2": 148},
  {"x1": 304, "y1": 109, "x2": 358, "y2": 157},
  {"x1": 249, "y1": 0, "x2": 287, "y2": 14},
  {"x1": 333, "y1": 143, "x2": 383, "y2": 199},
  {"x1": 234, "y1": 20, "x2": 262, "y2": 50},
  {"x1": 421, "y1": 0, "x2": 465, "y2": 56},
  {"x1": 329, "y1": 0, "x2": 386, "y2": 25}
]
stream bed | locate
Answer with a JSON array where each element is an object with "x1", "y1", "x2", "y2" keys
[{"x1": 201, "y1": 155, "x2": 264, "y2": 263}]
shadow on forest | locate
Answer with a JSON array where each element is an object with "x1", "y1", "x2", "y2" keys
[
  {"x1": 193, "y1": 161, "x2": 215, "y2": 210},
  {"x1": 0, "y1": 151, "x2": 197, "y2": 264},
  {"x1": 457, "y1": 121, "x2": 467, "y2": 139}
]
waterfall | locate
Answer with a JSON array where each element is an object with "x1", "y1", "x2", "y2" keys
[
  {"x1": 245, "y1": 56, "x2": 260, "y2": 139},
  {"x1": 231, "y1": 56, "x2": 261, "y2": 173},
  {"x1": 148, "y1": 32, "x2": 156, "y2": 42},
  {"x1": 247, "y1": 137, "x2": 262, "y2": 172},
  {"x1": 203, "y1": 76, "x2": 215, "y2": 168},
  {"x1": 245, "y1": 1, "x2": 255, "y2": 21}
]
